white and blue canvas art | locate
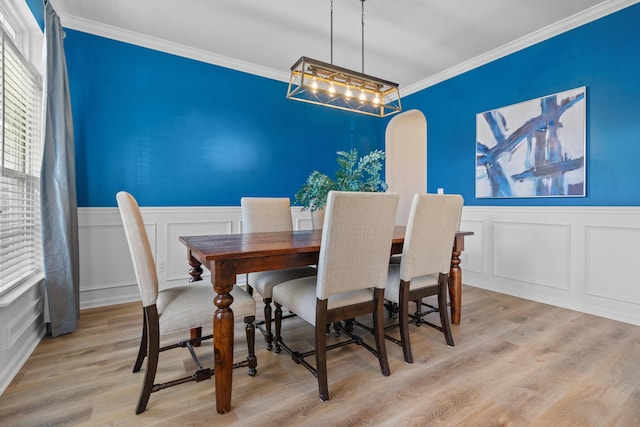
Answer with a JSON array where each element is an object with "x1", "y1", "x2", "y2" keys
[{"x1": 476, "y1": 87, "x2": 586, "y2": 198}]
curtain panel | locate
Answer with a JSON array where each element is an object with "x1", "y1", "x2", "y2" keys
[{"x1": 41, "y1": 1, "x2": 79, "y2": 337}]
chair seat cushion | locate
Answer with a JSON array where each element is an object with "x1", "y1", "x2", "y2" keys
[
  {"x1": 385, "y1": 264, "x2": 439, "y2": 304},
  {"x1": 157, "y1": 282, "x2": 256, "y2": 334},
  {"x1": 273, "y1": 276, "x2": 374, "y2": 325},
  {"x1": 248, "y1": 266, "x2": 317, "y2": 298}
]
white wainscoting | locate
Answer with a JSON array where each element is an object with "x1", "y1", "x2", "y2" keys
[
  {"x1": 78, "y1": 206, "x2": 313, "y2": 309},
  {"x1": 460, "y1": 206, "x2": 640, "y2": 326},
  {"x1": 78, "y1": 205, "x2": 640, "y2": 327},
  {"x1": 0, "y1": 277, "x2": 46, "y2": 394}
]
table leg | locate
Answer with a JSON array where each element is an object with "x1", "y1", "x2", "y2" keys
[
  {"x1": 449, "y1": 235, "x2": 465, "y2": 325},
  {"x1": 213, "y1": 262, "x2": 235, "y2": 414},
  {"x1": 188, "y1": 254, "x2": 203, "y2": 345},
  {"x1": 188, "y1": 255, "x2": 203, "y2": 282}
]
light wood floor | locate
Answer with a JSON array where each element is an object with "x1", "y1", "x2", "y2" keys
[{"x1": 1, "y1": 285, "x2": 639, "y2": 427}]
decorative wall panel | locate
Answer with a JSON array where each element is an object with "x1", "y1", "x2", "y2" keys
[
  {"x1": 586, "y1": 226, "x2": 640, "y2": 305},
  {"x1": 493, "y1": 221, "x2": 570, "y2": 289}
]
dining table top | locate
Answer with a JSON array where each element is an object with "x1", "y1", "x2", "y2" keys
[{"x1": 179, "y1": 227, "x2": 474, "y2": 264}]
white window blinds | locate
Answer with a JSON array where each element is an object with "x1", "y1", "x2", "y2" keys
[{"x1": 0, "y1": 24, "x2": 43, "y2": 294}]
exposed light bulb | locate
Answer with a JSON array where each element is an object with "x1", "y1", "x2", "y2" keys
[
  {"x1": 373, "y1": 92, "x2": 381, "y2": 105},
  {"x1": 329, "y1": 82, "x2": 336, "y2": 94},
  {"x1": 359, "y1": 89, "x2": 367, "y2": 102},
  {"x1": 345, "y1": 85, "x2": 353, "y2": 98},
  {"x1": 311, "y1": 78, "x2": 318, "y2": 93}
]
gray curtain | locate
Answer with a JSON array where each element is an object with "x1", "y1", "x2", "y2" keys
[{"x1": 41, "y1": 1, "x2": 79, "y2": 337}]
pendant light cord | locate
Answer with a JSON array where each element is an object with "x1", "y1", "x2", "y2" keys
[
  {"x1": 330, "y1": 0, "x2": 334, "y2": 64},
  {"x1": 330, "y1": 0, "x2": 366, "y2": 72},
  {"x1": 361, "y1": 0, "x2": 365, "y2": 73}
]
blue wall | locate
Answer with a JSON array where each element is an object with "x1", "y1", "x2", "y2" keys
[
  {"x1": 399, "y1": 4, "x2": 640, "y2": 206},
  {"x1": 58, "y1": 4, "x2": 640, "y2": 207},
  {"x1": 64, "y1": 31, "x2": 383, "y2": 207}
]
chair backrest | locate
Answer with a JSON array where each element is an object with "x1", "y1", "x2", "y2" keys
[
  {"x1": 116, "y1": 191, "x2": 158, "y2": 308},
  {"x1": 241, "y1": 197, "x2": 293, "y2": 233},
  {"x1": 316, "y1": 191, "x2": 399, "y2": 300},
  {"x1": 400, "y1": 194, "x2": 464, "y2": 282}
]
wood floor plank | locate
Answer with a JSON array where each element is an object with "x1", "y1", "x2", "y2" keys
[{"x1": 1, "y1": 286, "x2": 639, "y2": 426}]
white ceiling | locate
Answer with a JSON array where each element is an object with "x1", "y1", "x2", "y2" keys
[{"x1": 51, "y1": 0, "x2": 635, "y2": 95}]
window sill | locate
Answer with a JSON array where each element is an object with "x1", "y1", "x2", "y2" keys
[{"x1": 0, "y1": 273, "x2": 45, "y2": 308}]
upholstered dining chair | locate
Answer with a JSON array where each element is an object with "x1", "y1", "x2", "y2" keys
[
  {"x1": 241, "y1": 197, "x2": 316, "y2": 350},
  {"x1": 272, "y1": 191, "x2": 399, "y2": 401},
  {"x1": 116, "y1": 191, "x2": 257, "y2": 414},
  {"x1": 384, "y1": 193, "x2": 463, "y2": 363}
]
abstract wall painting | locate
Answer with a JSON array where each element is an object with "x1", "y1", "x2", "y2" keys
[{"x1": 476, "y1": 87, "x2": 586, "y2": 198}]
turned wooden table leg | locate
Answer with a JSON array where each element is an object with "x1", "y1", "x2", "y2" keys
[
  {"x1": 188, "y1": 255, "x2": 203, "y2": 282},
  {"x1": 190, "y1": 327, "x2": 203, "y2": 345},
  {"x1": 187, "y1": 254, "x2": 204, "y2": 345},
  {"x1": 213, "y1": 261, "x2": 235, "y2": 414},
  {"x1": 449, "y1": 235, "x2": 465, "y2": 325}
]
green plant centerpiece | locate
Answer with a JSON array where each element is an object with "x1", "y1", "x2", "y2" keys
[{"x1": 295, "y1": 148, "x2": 388, "y2": 213}]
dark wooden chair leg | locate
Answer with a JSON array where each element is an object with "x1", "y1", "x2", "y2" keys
[
  {"x1": 263, "y1": 297, "x2": 273, "y2": 350},
  {"x1": 439, "y1": 274, "x2": 455, "y2": 346},
  {"x1": 245, "y1": 316, "x2": 257, "y2": 376},
  {"x1": 332, "y1": 321, "x2": 341, "y2": 337},
  {"x1": 136, "y1": 306, "x2": 159, "y2": 414},
  {"x1": 414, "y1": 299, "x2": 423, "y2": 326},
  {"x1": 274, "y1": 302, "x2": 283, "y2": 354},
  {"x1": 190, "y1": 326, "x2": 202, "y2": 347},
  {"x1": 398, "y1": 281, "x2": 413, "y2": 363},
  {"x1": 133, "y1": 310, "x2": 147, "y2": 373},
  {"x1": 373, "y1": 288, "x2": 391, "y2": 376},
  {"x1": 315, "y1": 299, "x2": 329, "y2": 401}
]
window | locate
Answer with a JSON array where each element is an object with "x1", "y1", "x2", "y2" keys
[{"x1": 0, "y1": 18, "x2": 43, "y2": 294}]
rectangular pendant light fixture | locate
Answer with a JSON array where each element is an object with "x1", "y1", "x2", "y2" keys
[
  {"x1": 286, "y1": 0, "x2": 401, "y2": 118},
  {"x1": 286, "y1": 56, "x2": 401, "y2": 117}
]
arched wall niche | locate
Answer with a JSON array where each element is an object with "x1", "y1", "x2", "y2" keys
[{"x1": 385, "y1": 109, "x2": 427, "y2": 226}]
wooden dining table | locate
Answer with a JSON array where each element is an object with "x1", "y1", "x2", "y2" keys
[{"x1": 179, "y1": 226, "x2": 473, "y2": 414}]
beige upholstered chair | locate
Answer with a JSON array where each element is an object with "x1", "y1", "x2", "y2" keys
[
  {"x1": 385, "y1": 193, "x2": 463, "y2": 363},
  {"x1": 272, "y1": 191, "x2": 399, "y2": 401},
  {"x1": 116, "y1": 191, "x2": 257, "y2": 414},
  {"x1": 241, "y1": 197, "x2": 316, "y2": 350}
]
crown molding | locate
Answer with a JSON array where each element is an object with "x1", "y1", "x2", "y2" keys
[
  {"x1": 56, "y1": 0, "x2": 637, "y2": 95},
  {"x1": 58, "y1": 14, "x2": 290, "y2": 82},
  {"x1": 402, "y1": 0, "x2": 638, "y2": 96}
]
